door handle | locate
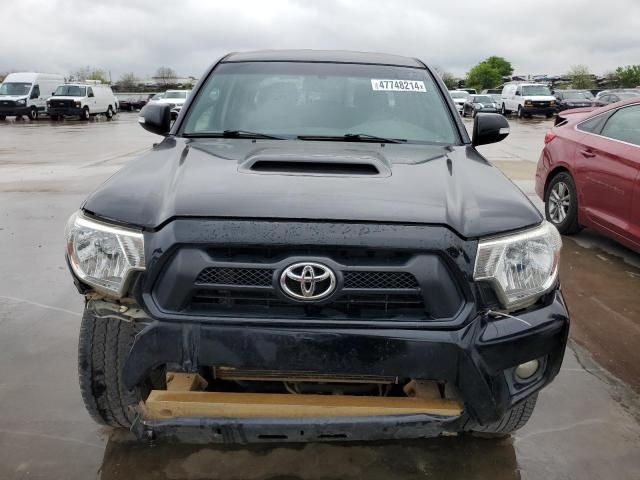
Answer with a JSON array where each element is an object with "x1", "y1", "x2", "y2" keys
[{"x1": 580, "y1": 149, "x2": 595, "y2": 158}]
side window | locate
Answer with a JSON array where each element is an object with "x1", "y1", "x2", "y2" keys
[
  {"x1": 577, "y1": 113, "x2": 612, "y2": 134},
  {"x1": 515, "y1": 87, "x2": 521, "y2": 96},
  {"x1": 88, "y1": 87, "x2": 94, "y2": 97},
  {"x1": 31, "y1": 85, "x2": 40, "y2": 99},
  {"x1": 600, "y1": 105, "x2": 640, "y2": 146}
]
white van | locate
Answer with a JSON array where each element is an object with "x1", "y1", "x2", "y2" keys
[
  {"x1": 153, "y1": 89, "x2": 191, "y2": 119},
  {"x1": 47, "y1": 83, "x2": 118, "y2": 120},
  {"x1": 500, "y1": 82, "x2": 557, "y2": 118},
  {"x1": 0, "y1": 72, "x2": 64, "y2": 120}
]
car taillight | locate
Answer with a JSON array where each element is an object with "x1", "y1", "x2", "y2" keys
[{"x1": 544, "y1": 132, "x2": 556, "y2": 144}]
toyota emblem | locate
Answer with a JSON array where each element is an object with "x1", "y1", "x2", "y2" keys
[{"x1": 280, "y1": 262, "x2": 336, "y2": 301}]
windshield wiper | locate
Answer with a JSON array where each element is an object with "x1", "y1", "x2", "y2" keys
[
  {"x1": 297, "y1": 133, "x2": 406, "y2": 144},
  {"x1": 182, "y1": 130, "x2": 285, "y2": 140}
]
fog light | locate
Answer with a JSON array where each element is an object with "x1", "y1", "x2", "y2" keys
[{"x1": 515, "y1": 360, "x2": 540, "y2": 380}]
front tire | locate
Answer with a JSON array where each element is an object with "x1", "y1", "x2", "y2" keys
[
  {"x1": 517, "y1": 105, "x2": 524, "y2": 119},
  {"x1": 105, "y1": 106, "x2": 113, "y2": 119},
  {"x1": 28, "y1": 107, "x2": 38, "y2": 120},
  {"x1": 80, "y1": 107, "x2": 90, "y2": 120},
  {"x1": 470, "y1": 394, "x2": 538, "y2": 436},
  {"x1": 78, "y1": 309, "x2": 145, "y2": 427},
  {"x1": 501, "y1": 103, "x2": 507, "y2": 115},
  {"x1": 545, "y1": 171, "x2": 581, "y2": 234}
]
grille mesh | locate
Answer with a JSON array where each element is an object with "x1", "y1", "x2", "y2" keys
[
  {"x1": 196, "y1": 267, "x2": 273, "y2": 286},
  {"x1": 343, "y1": 271, "x2": 419, "y2": 289}
]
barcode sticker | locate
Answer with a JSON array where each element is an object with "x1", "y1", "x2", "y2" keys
[{"x1": 371, "y1": 79, "x2": 426, "y2": 92}]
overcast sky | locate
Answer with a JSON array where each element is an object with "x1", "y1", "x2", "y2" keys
[{"x1": 3, "y1": 0, "x2": 640, "y2": 80}]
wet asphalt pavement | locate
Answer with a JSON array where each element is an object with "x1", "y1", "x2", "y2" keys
[{"x1": 1, "y1": 113, "x2": 639, "y2": 479}]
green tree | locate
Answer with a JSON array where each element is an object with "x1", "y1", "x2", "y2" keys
[
  {"x1": 72, "y1": 66, "x2": 108, "y2": 83},
  {"x1": 466, "y1": 63, "x2": 502, "y2": 91},
  {"x1": 433, "y1": 66, "x2": 458, "y2": 89},
  {"x1": 117, "y1": 72, "x2": 138, "y2": 91},
  {"x1": 614, "y1": 65, "x2": 640, "y2": 88},
  {"x1": 483, "y1": 56, "x2": 513, "y2": 77},
  {"x1": 568, "y1": 65, "x2": 595, "y2": 89}
]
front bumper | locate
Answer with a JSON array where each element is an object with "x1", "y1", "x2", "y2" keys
[
  {"x1": 48, "y1": 106, "x2": 83, "y2": 116},
  {"x1": 522, "y1": 105, "x2": 555, "y2": 115},
  {"x1": 120, "y1": 290, "x2": 569, "y2": 442},
  {"x1": 0, "y1": 105, "x2": 29, "y2": 116}
]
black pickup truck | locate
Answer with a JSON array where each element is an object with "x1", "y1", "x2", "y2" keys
[{"x1": 65, "y1": 50, "x2": 568, "y2": 443}]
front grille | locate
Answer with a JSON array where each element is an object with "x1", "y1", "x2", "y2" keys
[
  {"x1": 343, "y1": 271, "x2": 418, "y2": 289},
  {"x1": 533, "y1": 101, "x2": 550, "y2": 107},
  {"x1": 0, "y1": 100, "x2": 16, "y2": 108},
  {"x1": 51, "y1": 99, "x2": 75, "y2": 108},
  {"x1": 196, "y1": 267, "x2": 272, "y2": 287},
  {"x1": 188, "y1": 289, "x2": 427, "y2": 319}
]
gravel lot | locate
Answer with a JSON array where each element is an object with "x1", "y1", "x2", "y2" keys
[{"x1": 1, "y1": 112, "x2": 639, "y2": 479}]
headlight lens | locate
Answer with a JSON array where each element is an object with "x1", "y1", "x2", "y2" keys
[
  {"x1": 65, "y1": 211, "x2": 145, "y2": 297},
  {"x1": 16, "y1": 99, "x2": 26, "y2": 105},
  {"x1": 474, "y1": 222, "x2": 562, "y2": 310}
]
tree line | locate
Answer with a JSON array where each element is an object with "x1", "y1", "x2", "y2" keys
[{"x1": 437, "y1": 57, "x2": 640, "y2": 91}]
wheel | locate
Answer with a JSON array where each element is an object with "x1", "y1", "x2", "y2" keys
[
  {"x1": 517, "y1": 106, "x2": 524, "y2": 119},
  {"x1": 78, "y1": 309, "x2": 147, "y2": 427},
  {"x1": 0, "y1": 114, "x2": 6, "y2": 120},
  {"x1": 105, "y1": 106, "x2": 113, "y2": 119},
  {"x1": 501, "y1": 103, "x2": 507, "y2": 115},
  {"x1": 545, "y1": 172, "x2": 581, "y2": 234},
  {"x1": 469, "y1": 394, "x2": 538, "y2": 436},
  {"x1": 28, "y1": 107, "x2": 38, "y2": 120},
  {"x1": 80, "y1": 107, "x2": 90, "y2": 120}
]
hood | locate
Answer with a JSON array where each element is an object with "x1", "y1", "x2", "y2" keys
[
  {"x1": 83, "y1": 138, "x2": 541, "y2": 239},
  {"x1": 48, "y1": 96, "x2": 82, "y2": 101},
  {"x1": 522, "y1": 95, "x2": 555, "y2": 101},
  {"x1": 452, "y1": 98, "x2": 467, "y2": 104},
  {"x1": 157, "y1": 98, "x2": 187, "y2": 105}
]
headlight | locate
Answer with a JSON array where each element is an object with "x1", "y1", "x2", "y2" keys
[
  {"x1": 16, "y1": 99, "x2": 26, "y2": 105},
  {"x1": 550, "y1": 100, "x2": 556, "y2": 106},
  {"x1": 65, "y1": 211, "x2": 145, "y2": 297},
  {"x1": 75, "y1": 101, "x2": 81, "y2": 107},
  {"x1": 474, "y1": 222, "x2": 562, "y2": 310}
]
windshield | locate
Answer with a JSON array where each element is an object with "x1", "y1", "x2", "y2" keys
[
  {"x1": 522, "y1": 85, "x2": 552, "y2": 96},
  {"x1": 54, "y1": 85, "x2": 86, "y2": 96},
  {"x1": 449, "y1": 91, "x2": 469, "y2": 99},
  {"x1": 165, "y1": 91, "x2": 188, "y2": 99},
  {"x1": 618, "y1": 92, "x2": 640, "y2": 99},
  {"x1": 472, "y1": 95, "x2": 494, "y2": 103},
  {"x1": 0, "y1": 82, "x2": 31, "y2": 96},
  {"x1": 182, "y1": 62, "x2": 458, "y2": 144},
  {"x1": 561, "y1": 91, "x2": 593, "y2": 100}
]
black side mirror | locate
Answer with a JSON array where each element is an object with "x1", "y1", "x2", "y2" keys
[
  {"x1": 31, "y1": 91, "x2": 39, "y2": 99},
  {"x1": 88, "y1": 92, "x2": 94, "y2": 98},
  {"x1": 138, "y1": 102, "x2": 171, "y2": 136},
  {"x1": 472, "y1": 113, "x2": 510, "y2": 147}
]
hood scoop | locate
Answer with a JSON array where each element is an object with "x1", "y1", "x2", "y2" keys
[{"x1": 239, "y1": 152, "x2": 391, "y2": 177}]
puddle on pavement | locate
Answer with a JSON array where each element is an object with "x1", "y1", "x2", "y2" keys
[
  {"x1": 99, "y1": 431, "x2": 519, "y2": 480},
  {"x1": 560, "y1": 237, "x2": 640, "y2": 390}
]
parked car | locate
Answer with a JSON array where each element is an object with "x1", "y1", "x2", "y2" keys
[
  {"x1": 460, "y1": 88, "x2": 477, "y2": 94},
  {"x1": 462, "y1": 94, "x2": 499, "y2": 117},
  {"x1": 501, "y1": 82, "x2": 557, "y2": 118},
  {"x1": 154, "y1": 89, "x2": 190, "y2": 119},
  {"x1": 47, "y1": 83, "x2": 118, "y2": 120},
  {"x1": 593, "y1": 90, "x2": 640, "y2": 107},
  {"x1": 65, "y1": 50, "x2": 568, "y2": 443},
  {"x1": 448, "y1": 90, "x2": 469, "y2": 114},
  {"x1": 481, "y1": 88, "x2": 503, "y2": 105},
  {"x1": 536, "y1": 98, "x2": 640, "y2": 251},
  {"x1": 0, "y1": 72, "x2": 64, "y2": 120},
  {"x1": 116, "y1": 93, "x2": 151, "y2": 111},
  {"x1": 553, "y1": 90, "x2": 594, "y2": 111}
]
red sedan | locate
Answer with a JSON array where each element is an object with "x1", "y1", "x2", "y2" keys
[{"x1": 535, "y1": 98, "x2": 640, "y2": 252}]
